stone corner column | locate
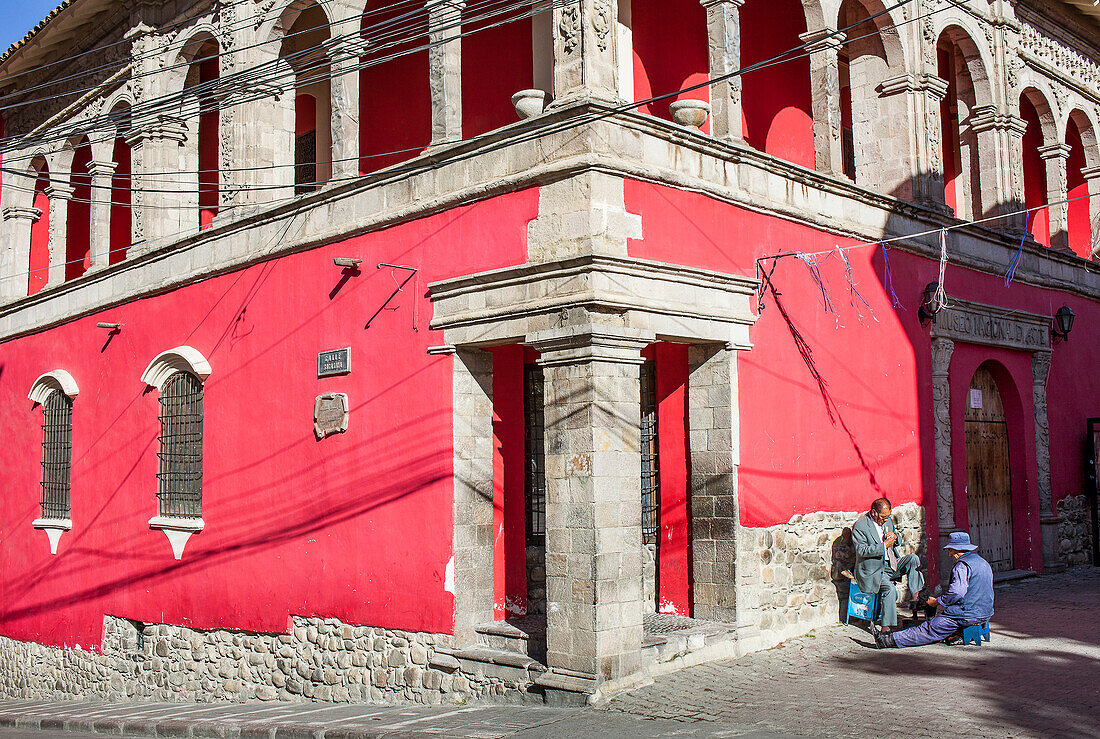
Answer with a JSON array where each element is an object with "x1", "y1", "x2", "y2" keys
[
  {"x1": 428, "y1": 0, "x2": 465, "y2": 147},
  {"x1": 451, "y1": 347, "x2": 495, "y2": 647},
  {"x1": 1031, "y1": 350, "x2": 1064, "y2": 573},
  {"x1": 1, "y1": 206, "x2": 41, "y2": 300},
  {"x1": 1037, "y1": 142, "x2": 1072, "y2": 253},
  {"x1": 1001, "y1": 113, "x2": 1029, "y2": 237},
  {"x1": 550, "y1": 0, "x2": 620, "y2": 109},
  {"x1": 799, "y1": 27, "x2": 846, "y2": 178},
  {"x1": 87, "y1": 160, "x2": 118, "y2": 271},
  {"x1": 687, "y1": 343, "x2": 739, "y2": 625},
  {"x1": 326, "y1": 36, "x2": 363, "y2": 180},
  {"x1": 528, "y1": 321, "x2": 652, "y2": 684},
  {"x1": 126, "y1": 117, "x2": 189, "y2": 253},
  {"x1": 968, "y1": 105, "x2": 1008, "y2": 228},
  {"x1": 930, "y1": 336, "x2": 957, "y2": 583},
  {"x1": 912, "y1": 73, "x2": 951, "y2": 212},
  {"x1": 42, "y1": 183, "x2": 74, "y2": 287},
  {"x1": 699, "y1": 0, "x2": 745, "y2": 143}
]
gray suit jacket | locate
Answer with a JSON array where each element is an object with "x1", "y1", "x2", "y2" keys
[{"x1": 851, "y1": 514, "x2": 899, "y2": 595}]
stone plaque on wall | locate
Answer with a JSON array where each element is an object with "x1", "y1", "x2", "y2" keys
[
  {"x1": 314, "y1": 393, "x2": 349, "y2": 439},
  {"x1": 317, "y1": 347, "x2": 351, "y2": 377},
  {"x1": 931, "y1": 299, "x2": 1049, "y2": 351}
]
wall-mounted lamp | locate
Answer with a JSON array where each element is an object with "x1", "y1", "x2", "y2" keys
[
  {"x1": 1052, "y1": 305, "x2": 1075, "y2": 342},
  {"x1": 918, "y1": 282, "x2": 946, "y2": 327},
  {"x1": 334, "y1": 258, "x2": 363, "y2": 269},
  {"x1": 96, "y1": 322, "x2": 122, "y2": 331}
]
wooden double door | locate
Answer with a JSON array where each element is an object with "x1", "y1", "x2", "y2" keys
[{"x1": 964, "y1": 367, "x2": 1014, "y2": 573}]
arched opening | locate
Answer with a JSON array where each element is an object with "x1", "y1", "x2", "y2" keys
[
  {"x1": 359, "y1": 1, "x2": 431, "y2": 173},
  {"x1": 461, "y1": 0, "x2": 534, "y2": 138},
  {"x1": 1019, "y1": 91, "x2": 1052, "y2": 247},
  {"x1": 29, "y1": 157, "x2": 51, "y2": 295},
  {"x1": 182, "y1": 38, "x2": 220, "y2": 229},
  {"x1": 740, "y1": 0, "x2": 813, "y2": 167},
  {"x1": 1066, "y1": 111, "x2": 1094, "y2": 259},
  {"x1": 964, "y1": 364, "x2": 1014, "y2": 573},
  {"x1": 630, "y1": 0, "x2": 709, "y2": 129},
  {"x1": 110, "y1": 103, "x2": 132, "y2": 264},
  {"x1": 281, "y1": 2, "x2": 333, "y2": 194},
  {"x1": 66, "y1": 137, "x2": 93, "y2": 281},
  {"x1": 936, "y1": 29, "x2": 985, "y2": 220}
]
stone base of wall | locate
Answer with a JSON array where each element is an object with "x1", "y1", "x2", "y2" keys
[
  {"x1": 1058, "y1": 495, "x2": 1094, "y2": 566},
  {"x1": 0, "y1": 615, "x2": 535, "y2": 705},
  {"x1": 736, "y1": 504, "x2": 925, "y2": 650}
]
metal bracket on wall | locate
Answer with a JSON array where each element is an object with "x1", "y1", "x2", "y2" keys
[{"x1": 367, "y1": 263, "x2": 419, "y2": 332}]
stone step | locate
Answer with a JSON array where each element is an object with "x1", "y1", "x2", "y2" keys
[
  {"x1": 440, "y1": 644, "x2": 547, "y2": 687},
  {"x1": 473, "y1": 619, "x2": 546, "y2": 659}
]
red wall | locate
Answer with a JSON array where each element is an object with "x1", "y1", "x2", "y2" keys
[
  {"x1": 360, "y1": 2, "x2": 431, "y2": 173},
  {"x1": 631, "y1": 0, "x2": 709, "y2": 131},
  {"x1": 740, "y1": 0, "x2": 813, "y2": 168},
  {"x1": 1066, "y1": 118, "x2": 1091, "y2": 259},
  {"x1": 0, "y1": 188, "x2": 537, "y2": 648},
  {"x1": 66, "y1": 141, "x2": 92, "y2": 282},
  {"x1": 939, "y1": 45, "x2": 962, "y2": 216},
  {"x1": 624, "y1": 180, "x2": 1100, "y2": 578},
  {"x1": 461, "y1": 7, "x2": 532, "y2": 139},
  {"x1": 110, "y1": 138, "x2": 131, "y2": 265},
  {"x1": 490, "y1": 345, "x2": 527, "y2": 618},
  {"x1": 1020, "y1": 96, "x2": 1050, "y2": 247},
  {"x1": 198, "y1": 57, "x2": 219, "y2": 230},
  {"x1": 29, "y1": 170, "x2": 50, "y2": 296}
]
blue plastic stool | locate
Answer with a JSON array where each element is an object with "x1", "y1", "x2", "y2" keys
[
  {"x1": 845, "y1": 580, "x2": 880, "y2": 625},
  {"x1": 961, "y1": 622, "x2": 991, "y2": 645}
]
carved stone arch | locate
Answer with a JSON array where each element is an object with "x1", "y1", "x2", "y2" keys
[
  {"x1": 141, "y1": 345, "x2": 213, "y2": 390},
  {"x1": 1020, "y1": 86, "x2": 1058, "y2": 146},
  {"x1": 166, "y1": 28, "x2": 222, "y2": 109},
  {"x1": 1066, "y1": 107, "x2": 1100, "y2": 168},
  {"x1": 801, "y1": 0, "x2": 828, "y2": 32},
  {"x1": 28, "y1": 369, "x2": 79, "y2": 405},
  {"x1": 259, "y1": 0, "x2": 337, "y2": 46},
  {"x1": 836, "y1": 0, "x2": 906, "y2": 72},
  {"x1": 934, "y1": 21, "x2": 995, "y2": 107}
]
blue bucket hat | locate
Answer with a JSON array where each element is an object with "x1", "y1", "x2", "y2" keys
[{"x1": 944, "y1": 531, "x2": 978, "y2": 551}]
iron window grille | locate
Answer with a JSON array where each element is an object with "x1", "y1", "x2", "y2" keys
[
  {"x1": 524, "y1": 364, "x2": 546, "y2": 544},
  {"x1": 157, "y1": 372, "x2": 204, "y2": 518},
  {"x1": 640, "y1": 361, "x2": 660, "y2": 545},
  {"x1": 294, "y1": 130, "x2": 318, "y2": 195},
  {"x1": 40, "y1": 391, "x2": 73, "y2": 520}
]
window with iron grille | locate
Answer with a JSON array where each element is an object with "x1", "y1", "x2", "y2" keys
[
  {"x1": 40, "y1": 391, "x2": 73, "y2": 520},
  {"x1": 640, "y1": 361, "x2": 659, "y2": 545},
  {"x1": 524, "y1": 364, "x2": 546, "y2": 544},
  {"x1": 294, "y1": 130, "x2": 318, "y2": 195},
  {"x1": 157, "y1": 371, "x2": 204, "y2": 518}
]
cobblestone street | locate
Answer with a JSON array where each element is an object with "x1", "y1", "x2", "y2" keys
[{"x1": 607, "y1": 567, "x2": 1100, "y2": 737}]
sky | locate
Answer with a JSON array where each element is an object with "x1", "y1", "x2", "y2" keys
[{"x1": 1, "y1": 1, "x2": 65, "y2": 53}]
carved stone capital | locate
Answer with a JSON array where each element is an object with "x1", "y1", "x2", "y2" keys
[
  {"x1": 2, "y1": 206, "x2": 42, "y2": 222},
  {"x1": 43, "y1": 184, "x2": 74, "y2": 201},
  {"x1": 699, "y1": 0, "x2": 745, "y2": 7},
  {"x1": 798, "y1": 28, "x2": 846, "y2": 53},
  {"x1": 1080, "y1": 165, "x2": 1100, "y2": 182},
  {"x1": 1037, "y1": 142, "x2": 1073, "y2": 161},
  {"x1": 930, "y1": 337, "x2": 954, "y2": 376},
  {"x1": 1031, "y1": 350, "x2": 1052, "y2": 386},
  {"x1": 88, "y1": 160, "x2": 119, "y2": 179}
]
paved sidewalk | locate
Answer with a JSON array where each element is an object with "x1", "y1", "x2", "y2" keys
[{"x1": 608, "y1": 567, "x2": 1100, "y2": 738}]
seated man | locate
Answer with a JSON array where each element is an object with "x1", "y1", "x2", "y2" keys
[
  {"x1": 852, "y1": 497, "x2": 926, "y2": 632},
  {"x1": 874, "y1": 531, "x2": 994, "y2": 649}
]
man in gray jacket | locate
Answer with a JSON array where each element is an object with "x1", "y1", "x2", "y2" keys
[{"x1": 851, "y1": 497, "x2": 926, "y2": 631}]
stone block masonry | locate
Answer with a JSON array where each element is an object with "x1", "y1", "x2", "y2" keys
[
  {"x1": 1057, "y1": 495, "x2": 1093, "y2": 567},
  {"x1": 0, "y1": 615, "x2": 536, "y2": 705}
]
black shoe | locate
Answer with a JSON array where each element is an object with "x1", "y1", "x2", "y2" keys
[{"x1": 871, "y1": 625, "x2": 897, "y2": 649}]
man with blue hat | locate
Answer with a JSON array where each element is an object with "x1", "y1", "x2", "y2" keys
[{"x1": 873, "y1": 531, "x2": 994, "y2": 649}]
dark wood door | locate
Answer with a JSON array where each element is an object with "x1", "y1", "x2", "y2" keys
[{"x1": 965, "y1": 367, "x2": 1014, "y2": 572}]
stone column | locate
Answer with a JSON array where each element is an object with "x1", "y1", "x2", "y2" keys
[
  {"x1": 127, "y1": 118, "x2": 189, "y2": 252},
  {"x1": 799, "y1": 28, "x2": 845, "y2": 177},
  {"x1": 530, "y1": 323, "x2": 650, "y2": 683},
  {"x1": 913, "y1": 73, "x2": 950, "y2": 209},
  {"x1": 699, "y1": 0, "x2": 745, "y2": 142},
  {"x1": 0, "y1": 206, "x2": 40, "y2": 299},
  {"x1": 451, "y1": 348, "x2": 495, "y2": 646},
  {"x1": 968, "y1": 105, "x2": 1007, "y2": 227},
  {"x1": 1003, "y1": 114, "x2": 1029, "y2": 236},
  {"x1": 1032, "y1": 351, "x2": 1063, "y2": 572},
  {"x1": 1081, "y1": 165, "x2": 1100, "y2": 260},
  {"x1": 687, "y1": 343, "x2": 739, "y2": 622},
  {"x1": 43, "y1": 183, "x2": 73, "y2": 287},
  {"x1": 930, "y1": 337, "x2": 956, "y2": 581},
  {"x1": 551, "y1": 0, "x2": 620, "y2": 107},
  {"x1": 1038, "y1": 142, "x2": 1072, "y2": 252},
  {"x1": 328, "y1": 37, "x2": 362, "y2": 179},
  {"x1": 428, "y1": 0, "x2": 464, "y2": 146},
  {"x1": 87, "y1": 160, "x2": 117, "y2": 271}
]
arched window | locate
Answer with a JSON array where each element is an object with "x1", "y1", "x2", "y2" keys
[
  {"x1": 40, "y1": 390, "x2": 74, "y2": 521},
  {"x1": 1019, "y1": 92, "x2": 1051, "y2": 247},
  {"x1": 157, "y1": 371, "x2": 205, "y2": 519},
  {"x1": 1066, "y1": 112, "x2": 1095, "y2": 259},
  {"x1": 936, "y1": 29, "x2": 989, "y2": 220},
  {"x1": 29, "y1": 158, "x2": 51, "y2": 295},
  {"x1": 281, "y1": 2, "x2": 333, "y2": 194},
  {"x1": 66, "y1": 136, "x2": 92, "y2": 281},
  {"x1": 110, "y1": 102, "x2": 133, "y2": 263},
  {"x1": 182, "y1": 39, "x2": 221, "y2": 229}
]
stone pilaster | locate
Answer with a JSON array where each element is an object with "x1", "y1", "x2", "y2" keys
[
  {"x1": 0, "y1": 206, "x2": 40, "y2": 299},
  {"x1": 43, "y1": 183, "x2": 73, "y2": 287},
  {"x1": 1032, "y1": 350, "x2": 1063, "y2": 572},
  {"x1": 126, "y1": 117, "x2": 189, "y2": 251},
  {"x1": 551, "y1": 0, "x2": 620, "y2": 107},
  {"x1": 327, "y1": 37, "x2": 361, "y2": 179},
  {"x1": 428, "y1": 0, "x2": 464, "y2": 146},
  {"x1": 1038, "y1": 142, "x2": 1072, "y2": 252},
  {"x1": 687, "y1": 343, "x2": 739, "y2": 623},
  {"x1": 1002, "y1": 114, "x2": 1029, "y2": 236},
  {"x1": 87, "y1": 160, "x2": 117, "y2": 271},
  {"x1": 530, "y1": 323, "x2": 650, "y2": 683},
  {"x1": 699, "y1": 0, "x2": 745, "y2": 142},
  {"x1": 799, "y1": 28, "x2": 846, "y2": 177},
  {"x1": 1081, "y1": 165, "x2": 1100, "y2": 259},
  {"x1": 451, "y1": 348, "x2": 495, "y2": 647},
  {"x1": 968, "y1": 105, "x2": 1010, "y2": 228},
  {"x1": 930, "y1": 336, "x2": 956, "y2": 581},
  {"x1": 913, "y1": 73, "x2": 950, "y2": 209}
]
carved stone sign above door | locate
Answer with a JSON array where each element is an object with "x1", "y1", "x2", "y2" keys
[{"x1": 931, "y1": 298, "x2": 1050, "y2": 351}]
